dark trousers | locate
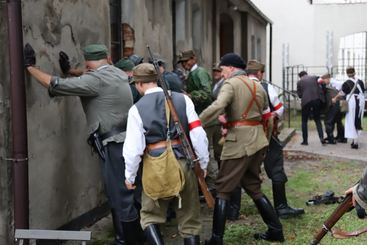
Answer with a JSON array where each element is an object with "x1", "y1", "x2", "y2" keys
[
  {"x1": 301, "y1": 99, "x2": 324, "y2": 143},
  {"x1": 102, "y1": 142, "x2": 142, "y2": 222},
  {"x1": 324, "y1": 104, "x2": 344, "y2": 140},
  {"x1": 216, "y1": 147, "x2": 267, "y2": 201},
  {"x1": 263, "y1": 137, "x2": 287, "y2": 184}
]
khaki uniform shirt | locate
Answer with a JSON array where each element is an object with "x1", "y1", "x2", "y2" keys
[
  {"x1": 199, "y1": 70, "x2": 269, "y2": 159},
  {"x1": 48, "y1": 64, "x2": 133, "y2": 143}
]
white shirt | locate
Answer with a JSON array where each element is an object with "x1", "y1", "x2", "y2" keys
[
  {"x1": 123, "y1": 87, "x2": 209, "y2": 184},
  {"x1": 267, "y1": 83, "x2": 284, "y2": 118}
]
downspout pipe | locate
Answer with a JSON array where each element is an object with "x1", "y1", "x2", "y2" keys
[{"x1": 7, "y1": 0, "x2": 29, "y2": 242}]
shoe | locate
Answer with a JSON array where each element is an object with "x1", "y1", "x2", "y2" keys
[
  {"x1": 351, "y1": 143, "x2": 359, "y2": 149},
  {"x1": 273, "y1": 183, "x2": 305, "y2": 219},
  {"x1": 301, "y1": 142, "x2": 308, "y2": 145},
  {"x1": 327, "y1": 139, "x2": 336, "y2": 144},
  {"x1": 337, "y1": 138, "x2": 348, "y2": 143},
  {"x1": 276, "y1": 204, "x2": 305, "y2": 219},
  {"x1": 320, "y1": 139, "x2": 327, "y2": 145}
]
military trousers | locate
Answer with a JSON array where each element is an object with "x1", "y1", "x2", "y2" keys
[
  {"x1": 263, "y1": 137, "x2": 288, "y2": 184},
  {"x1": 204, "y1": 125, "x2": 221, "y2": 190},
  {"x1": 140, "y1": 159, "x2": 201, "y2": 238},
  {"x1": 102, "y1": 142, "x2": 142, "y2": 222},
  {"x1": 216, "y1": 147, "x2": 267, "y2": 201}
]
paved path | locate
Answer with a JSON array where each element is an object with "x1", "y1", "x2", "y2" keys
[{"x1": 284, "y1": 129, "x2": 367, "y2": 163}]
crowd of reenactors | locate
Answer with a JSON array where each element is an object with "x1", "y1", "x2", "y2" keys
[{"x1": 23, "y1": 42, "x2": 366, "y2": 245}]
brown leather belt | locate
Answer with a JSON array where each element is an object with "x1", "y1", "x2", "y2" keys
[
  {"x1": 147, "y1": 139, "x2": 182, "y2": 151},
  {"x1": 225, "y1": 119, "x2": 262, "y2": 128}
]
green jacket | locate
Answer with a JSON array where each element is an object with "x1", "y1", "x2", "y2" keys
[
  {"x1": 186, "y1": 66, "x2": 212, "y2": 113},
  {"x1": 48, "y1": 64, "x2": 133, "y2": 143},
  {"x1": 199, "y1": 70, "x2": 269, "y2": 160}
]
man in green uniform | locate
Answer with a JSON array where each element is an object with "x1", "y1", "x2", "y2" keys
[
  {"x1": 177, "y1": 50, "x2": 217, "y2": 194},
  {"x1": 24, "y1": 43, "x2": 144, "y2": 245},
  {"x1": 177, "y1": 50, "x2": 212, "y2": 114},
  {"x1": 200, "y1": 53, "x2": 284, "y2": 244}
]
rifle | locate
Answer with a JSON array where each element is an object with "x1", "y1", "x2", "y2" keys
[
  {"x1": 147, "y1": 45, "x2": 215, "y2": 209},
  {"x1": 310, "y1": 193, "x2": 353, "y2": 245}
]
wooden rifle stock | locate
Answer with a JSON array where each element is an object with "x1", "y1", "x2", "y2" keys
[
  {"x1": 310, "y1": 194, "x2": 353, "y2": 245},
  {"x1": 147, "y1": 45, "x2": 215, "y2": 209}
]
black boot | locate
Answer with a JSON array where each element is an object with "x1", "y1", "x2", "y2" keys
[
  {"x1": 253, "y1": 195, "x2": 285, "y2": 242},
  {"x1": 145, "y1": 224, "x2": 164, "y2": 245},
  {"x1": 184, "y1": 235, "x2": 200, "y2": 245},
  {"x1": 326, "y1": 135, "x2": 336, "y2": 144},
  {"x1": 111, "y1": 210, "x2": 126, "y2": 245},
  {"x1": 205, "y1": 198, "x2": 228, "y2": 245},
  {"x1": 227, "y1": 187, "x2": 241, "y2": 221},
  {"x1": 122, "y1": 218, "x2": 145, "y2": 245},
  {"x1": 273, "y1": 182, "x2": 305, "y2": 219}
]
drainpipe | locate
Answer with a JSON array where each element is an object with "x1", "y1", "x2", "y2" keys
[
  {"x1": 269, "y1": 23, "x2": 273, "y2": 82},
  {"x1": 7, "y1": 0, "x2": 29, "y2": 242}
]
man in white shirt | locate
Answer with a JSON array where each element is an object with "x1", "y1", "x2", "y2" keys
[{"x1": 123, "y1": 63, "x2": 209, "y2": 244}]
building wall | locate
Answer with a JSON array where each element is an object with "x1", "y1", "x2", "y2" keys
[
  {"x1": 0, "y1": 1, "x2": 111, "y2": 241},
  {"x1": 251, "y1": 0, "x2": 367, "y2": 85},
  {"x1": 121, "y1": 0, "x2": 268, "y2": 72}
]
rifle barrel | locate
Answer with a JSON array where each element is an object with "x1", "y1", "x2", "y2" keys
[{"x1": 310, "y1": 194, "x2": 353, "y2": 245}]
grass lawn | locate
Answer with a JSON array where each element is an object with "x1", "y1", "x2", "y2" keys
[{"x1": 224, "y1": 156, "x2": 367, "y2": 245}]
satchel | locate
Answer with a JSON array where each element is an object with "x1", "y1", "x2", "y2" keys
[
  {"x1": 340, "y1": 80, "x2": 358, "y2": 113},
  {"x1": 141, "y1": 100, "x2": 185, "y2": 201},
  {"x1": 340, "y1": 99, "x2": 348, "y2": 113}
]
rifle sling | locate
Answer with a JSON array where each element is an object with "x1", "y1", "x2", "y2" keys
[{"x1": 332, "y1": 227, "x2": 367, "y2": 239}]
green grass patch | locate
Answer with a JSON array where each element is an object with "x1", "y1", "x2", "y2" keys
[{"x1": 224, "y1": 159, "x2": 367, "y2": 245}]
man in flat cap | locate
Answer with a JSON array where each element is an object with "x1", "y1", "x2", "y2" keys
[
  {"x1": 124, "y1": 63, "x2": 209, "y2": 244},
  {"x1": 247, "y1": 60, "x2": 304, "y2": 219},
  {"x1": 200, "y1": 53, "x2": 284, "y2": 244},
  {"x1": 24, "y1": 43, "x2": 144, "y2": 245}
]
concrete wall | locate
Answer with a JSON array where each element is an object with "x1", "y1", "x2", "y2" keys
[
  {"x1": 121, "y1": 0, "x2": 174, "y2": 68},
  {"x1": 0, "y1": 3, "x2": 13, "y2": 245},
  {"x1": 22, "y1": 0, "x2": 110, "y2": 230},
  {"x1": 0, "y1": 1, "x2": 111, "y2": 241},
  {"x1": 121, "y1": 0, "x2": 268, "y2": 72}
]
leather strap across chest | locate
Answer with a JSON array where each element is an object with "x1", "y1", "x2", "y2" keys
[{"x1": 225, "y1": 77, "x2": 262, "y2": 128}]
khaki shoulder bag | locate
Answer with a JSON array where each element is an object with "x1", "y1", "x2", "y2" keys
[
  {"x1": 340, "y1": 81, "x2": 357, "y2": 113},
  {"x1": 142, "y1": 100, "x2": 185, "y2": 201}
]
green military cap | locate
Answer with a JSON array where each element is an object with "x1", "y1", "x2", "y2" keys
[
  {"x1": 82, "y1": 44, "x2": 108, "y2": 61},
  {"x1": 246, "y1": 59, "x2": 265, "y2": 72},
  {"x1": 115, "y1": 58, "x2": 135, "y2": 71},
  {"x1": 132, "y1": 63, "x2": 158, "y2": 83},
  {"x1": 177, "y1": 49, "x2": 196, "y2": 63}
]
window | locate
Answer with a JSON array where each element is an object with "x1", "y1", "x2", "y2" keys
[
  {"x1": 251, "y1": 35, "x2": 256, "y2": 59},
  {"x1": 110, "y1": 0, "x2": 122, "y2": 63},
  {"x1": 257, "y1": 38, "x2": 261, "y2": 61}
]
